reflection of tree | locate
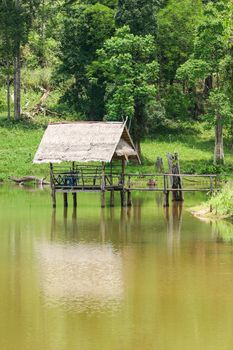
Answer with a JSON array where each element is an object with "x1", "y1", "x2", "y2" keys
[{"x1": 210, "y1": 220, "x2": 233, "y2": 244}]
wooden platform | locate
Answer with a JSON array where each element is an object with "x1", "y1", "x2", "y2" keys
[{"x1": 49, "y1": 168, "x2": 220, "y2": 208}]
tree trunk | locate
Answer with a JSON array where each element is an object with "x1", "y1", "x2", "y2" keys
[
  {"x1": 135, "y1": 139, "x2": 141, "y2": 158},
  {"x1": 14, "y1": 0, "x2": 21, "y2": 121},
  {"x1": 204, "y1": 75, "x2": 213, "y2": 97},
  {"x1": 214, "y1": 113, "x2": 224, "y2": 165},
  {"x1": 133, "y1": 101, "x2": 144, "y2": 159},
  {"x1": 14, "y1": 51, "x2": 21, "y2": 120},
  {"x1": 6, "y1": 61, "x2": 11, "y2": 121}
]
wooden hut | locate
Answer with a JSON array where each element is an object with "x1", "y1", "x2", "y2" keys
[{"x1": 34, "y1": 121, "x2": 140, "y2": 208}]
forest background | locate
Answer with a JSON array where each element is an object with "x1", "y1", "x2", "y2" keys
[{"x1": 0, "y1": 0, "x2": 232, "y2": 180}]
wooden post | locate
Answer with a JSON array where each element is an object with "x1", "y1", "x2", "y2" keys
[
  {"x1": 50, "y1": 163, "x2": 56, "y2": 208},
  {"x1": 101, "y1": 162, "x2": 105, "y2": 208},
  {"x1": 64, "y1": 192, "x2": 68, "y2": 208},
  {"x1": 110, "y1": 190, "x2": 115, "y2": 207},
  {"x1": 109, "y1": 161, "x2": 115, "y2": 207},
  {"x1": 127, "y1": 175, "x2": 132, "y2": 207},
  {"x1": 121, "y1": 158, "x2": 126, "y2": 207},
  {"x1": 210, "y1": 176, "x2": 213, "y2": 195},
  {"x1": 163, "y1": 174, "x2": 169, "y2": 207},
  {"x1": 166, "y1": 152, "x2": 184, "y2": 202},
  {"x1": 73, "y1": 192, "x2": 77, "y2": 208},
  {"x1": 127, "y1": 190, "x2": 132, "y2": 207}
]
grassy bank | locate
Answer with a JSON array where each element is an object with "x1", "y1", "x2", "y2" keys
[
  {"x1": 0, "y1": 116, "x2": 233, "y2": 181},
  {"x1": 190, "y1": 184, "x2": 233, "y2": 220}
]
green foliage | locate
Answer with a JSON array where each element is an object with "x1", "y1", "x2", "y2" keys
[
  {"x1": 209, "y1": 184, "x2": 233, "y2": 217},
  {"x1": 59, "y1": 2, "x2": 115, "y2": 119},
  {"x1": 115, "y1": 0, "x2": 159, "y2": 36},
  {"x1": 89, "y1": 26, "x2": 159, "y2": 144},
  {"x1": 157, "y1": 0, "x2": 203, "y2": 83},
  {"x1": 162, "y1": 85, "x2": 194, "y2": 121},
  {"x1": 205, "y1": 89, "x2": 233, "y2": 126},
  {"x1": 194, "y1": 2, "x2": 226, "y2": 71},
  {"x1": 176, "y1": 59, "x2": 211, "y2": 86}
]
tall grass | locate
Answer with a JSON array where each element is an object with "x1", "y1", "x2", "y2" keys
[{"x1": 209, "y1": 184, "x2": 233, "y2": 217}]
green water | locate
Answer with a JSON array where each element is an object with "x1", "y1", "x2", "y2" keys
[{"x1": 0, "y1": 185, "x2": 233, "y2": 350}]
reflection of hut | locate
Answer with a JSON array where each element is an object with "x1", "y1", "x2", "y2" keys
[
  {"x1": 33, "y1": 121, "x2": 140, "y2": 208},
  {"x1": 36, "y1": 243, "x2": 124, "y2": 312}
]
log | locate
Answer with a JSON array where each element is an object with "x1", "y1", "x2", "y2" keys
[{"x1": 9, "y1": 176, "x2": 50, "y2": 185}]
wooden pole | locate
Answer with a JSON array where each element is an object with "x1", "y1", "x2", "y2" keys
[
  {"x1": 163, "y1": 174, "x2": 169, "y2": 207},
  {"x1": 73, "y1": 193, "x2": 77, "y2": 208},
  {"x1": 64, "y1": 192, "x2": 68, "y2": 208},
  {"x1": 210, "y1": 176, "x2": 213, "y2": 195},
  {"x1": 127, "y1": 175, "x2": 132, "y2": 207},
  {"x1": 121, "y1": 158, "x2": 126, "y2": 207},
  {"x1": 50, "y1": 163, "x2": 56, "y2": 208},
  {"x1": 109, "y1": 160, "x2": 115, "y2": 207},
  {"x1": 110, "y1": 190, "x2": 115, "y2": 207},
  {"x1": 101, "y1": 162, "x2": 105, "y2": 208},
  {"x1": 127, "y1": 190, "x2": 132, "y2": 207}
]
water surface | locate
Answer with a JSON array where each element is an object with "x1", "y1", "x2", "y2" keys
[{"x1": 0, "y1": 186, "x2": 233, "y2": 350}]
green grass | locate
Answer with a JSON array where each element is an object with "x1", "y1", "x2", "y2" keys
[{"x1": 0, "y1": 115, "x2": 233, "y2": 181}]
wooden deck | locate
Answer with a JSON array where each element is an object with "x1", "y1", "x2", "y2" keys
[{"x1": 49, "y1": 165, "x2": 220, "y2": 208}]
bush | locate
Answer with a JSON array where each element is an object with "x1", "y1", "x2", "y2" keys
[{"x1": 209, "y1": 184, "x2": 233, "y2": 216}]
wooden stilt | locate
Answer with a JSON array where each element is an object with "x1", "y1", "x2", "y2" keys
[
  {"x1": 73, "y1": 192, "x2": 77, "y2": 208},
  {"x1": 121, "y1": 190, "x2": 127, "y2": 207},
  {"x1": 101, "y1": 190, "x2": 105, "y2": 208},
  {"x1": 127, "y1": 190, "x2": 132, "y2": 207},
  {"x1": 64, "y1": 192, "x2": 68, "y2": 207},
  {"x1": 101, "y1": 162, "x2": 105, "y2": 208},
  {"x1": 121, "y1": 158, "x2": 126, "y2": 207},
  {"x1": 110, "y1": 190, "x2": 115, "y2": 207},
  {"x1": 163, "y1": 174, "x2": 169, "y2": 207},
  {"x1": 50, "y1": 163, "x2": 56, "y2": 208},
  {"x1": 163, "y1": 190, "x2": 170, "y2": 207},
  {"x1": 51, "y1": 189, "x2": 56, "y2": 208}
]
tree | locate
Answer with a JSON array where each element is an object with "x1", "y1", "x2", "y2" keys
[
  {"x1": 0, "y1": 1, "x2": 15, "y2": 120},
  {"x1": 0, "y1": 0, "x2": 41, "y2": 120},
  {"x1": 115, "y1": 0, "x2": 160, "y2": 36},
  {"x1": 176, "y1": 1, "x2": 232, "y2": 164},
  {"x1": 157, "y1": 0, "x2": 203, "y2": 84},
  {"x1": 59, "y1": 2, "x2": 115, "y2": 119},
  {"x1": 88, "y1": 26, "x2": 159, "y2": 155}
]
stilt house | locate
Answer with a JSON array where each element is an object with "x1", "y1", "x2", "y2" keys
[{"x1": 33, "y1": 121, "x2": 140, "y2": 207}]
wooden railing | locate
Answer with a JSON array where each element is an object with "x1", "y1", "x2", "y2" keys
[{"x1": 51, "y1": 169, "x2": 220, "y2": 194}]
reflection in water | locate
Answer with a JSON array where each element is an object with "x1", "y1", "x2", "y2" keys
[
  {"x1": 36, "y1": 242, "x2": 124, "y2": 313},
  {"x1": 164, "y1": 202, "x2": 183, "y2": 254},
  {"x1": 2, "y1": 188, "x2": 233, "y2": 350},
  {"x1": 39, "y1": 207, "x2": 124, "y2": 313}
]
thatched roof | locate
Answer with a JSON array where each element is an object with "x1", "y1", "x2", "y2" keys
[{"x1": 33, "y1": 121, "x2": 140, "y2": 164}]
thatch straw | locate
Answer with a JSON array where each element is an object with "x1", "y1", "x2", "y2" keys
[{"x1": 34, "y1": 121, "x2": 139, "y2": 163}]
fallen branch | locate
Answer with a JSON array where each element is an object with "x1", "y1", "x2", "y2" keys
[
  {"x1": 31, "y1": 88, "x2": 51, "y2": 118},
  {"x1": 9, "y1": 176, "x2": 50, "y2": 185}
]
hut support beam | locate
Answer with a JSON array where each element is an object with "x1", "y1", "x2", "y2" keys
[
  {"x1": 73, "y1": 193, "x2": 77, "y2": 208},
  {"x1": 127, "y1": 190, "x2": 132, "y2": 207},
  {"x1": 121, "y1": 158, "x2": 126, "y2": 207},
  {"x1": 64, "y1": 193, "x2": 68, "y2": 207},
  {"x1": 110, "y1": 190, "x2": 115, "y2": 207},
  {"x1": 163, "y1": 174, "x2": 170, "y2": 207},
  {"x1": 101, "y1": 162, "x2": 105, "y2": 208},
  {"x1": 50, "y1": 163, "x2": 56, "y2": 208}
]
